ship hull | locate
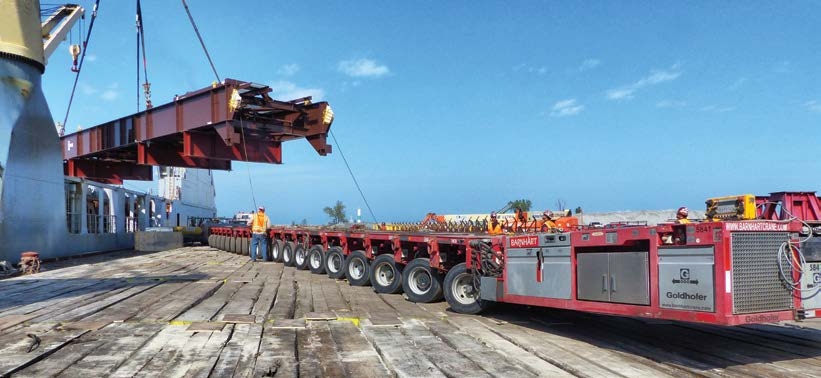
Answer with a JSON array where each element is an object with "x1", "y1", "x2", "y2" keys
[
  {"x1": 0, "y1": 59, "x2": 67, "y2": 264},
  {"x1": 1, "y1": 59, "x2": 216, "y2": 264}
]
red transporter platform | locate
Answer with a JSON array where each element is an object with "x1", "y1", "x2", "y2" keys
[
  {"x1": 205, "y1": 219, "x2": 819, "y2": 327},
  {"x1": 485, "y1": 220, "x2": 812, "y2": 326}
]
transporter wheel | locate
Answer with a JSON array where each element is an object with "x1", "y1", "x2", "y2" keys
[
  {"x1": 231, "y1": 237, "x2": 240, "y2": 254},
  {"x1": 370, "y1": 254, "x2": 404, "y2": 294},
  {"x1": 217, "y1": 235, "x2": 226, "y2": 251},
  {"x1": 444, "y1": 263, "x2": 490, "y2": 314},
  {"x1": 208, "y1": 234, "x2": 215, "y2": 247},
  {"x1": 325, "y1": 247, "x2": 346, "y2": 279},
  {"x1": 307, "y1": 245, "x2": 326, "y2": 274},
  {"x1": 271, "y1": 240, "x2": 284, "y2": 262},
  {"x1": 294, "y1": 244, "x2": 310, "y2": 270},
  {"x1": 345, "y1": 251, "x2": 371, "y2": 286},
  {"x1": 241, "y1": 237, "x2": 250, "y2": 257},
  {"x1": 283, "y1": 241, "x2": 296, "y2": 267},
  {"x1": 402, "y1": 258, "x2": 444, "y2": 303}
]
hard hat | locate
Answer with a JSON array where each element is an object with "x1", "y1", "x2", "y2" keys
[
  {"x1": 543, "y1": 210, "x2": 554, "y2": 219},
  {"x1": 677, "y1": 207, "x2": 688, "y2": 217},
  {"x1": 490, "y1": 211, "x2": 497, "y2": 218},
  {"x1": 258, "y1": 206, "x2": 265, "y2": 212}
]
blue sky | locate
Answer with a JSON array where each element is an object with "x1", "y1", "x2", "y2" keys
[{"x1": 42, "y1": 1, "x2": 821, "y2": 224}]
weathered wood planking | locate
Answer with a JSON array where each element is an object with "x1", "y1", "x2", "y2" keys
[{"x1": 1, "y1": 246, "x2": 820, "y2": 378}]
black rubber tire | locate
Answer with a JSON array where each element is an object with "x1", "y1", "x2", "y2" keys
[
  {"x1": 307, "y1": 245, "x2": 326, "y2": 274},
  {"x1": 325, "y1": 247, "x2": 346, "y2": 279},
  {"x1": 345, "y1": 251, "x2": 371, "y2": 286},
  {"x1": 208, "y1": 234, "x2": 215, "y2": 247},
  {"x1": 283, "y1": 241, "x2": 296, "y2": 267},
  {"x1": 370, "y1": 254, "x2": 404, "y2": 294},
  {"x1": 294, "y1": 244, "x2": 310, "y2": 270},
  {"x1": 402, "y1": 258, "x2": 444, "y2": 303},
  {"x1": 231, "y1": 237, "x2": 239, "y2": 254},
  {"x1": 271, "y1": 240, "x2": 284, "y2": 262},
  {"x1": 266, "y1": 238, "x2": 274, "y2": 260},
  {"x1": 217, "y1": 235, "x2": 226, "y2": 251},
  {"x1": 443, "y1": 263, "x2": 490, "y2": 314},
  {"x1": 306, "y1": 244, "x2": 325, "y2": 274},
  {"x1": 241, "y1": 237, "x2": 250, "y2": 256}
]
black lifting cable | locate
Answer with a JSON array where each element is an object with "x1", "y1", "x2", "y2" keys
[
  {"x1": 135, "y1": 0, "x2": 141, "y2": 111},
  {"x1": 136, "y1": 0, "x2": 152, "y2": 111},
  {"x1": 62, "y1": 0, "x2": 102, "y2": 130},
  {"x1": 329, "y1": 130, "x2": 378, "y2": 223},
  {"x1": 180, "y1": 0, "x2": 255, "y2": 210},
  {"x1": 239, "y1": 118, "x2": 258, "y2": 211},
  {"x1": 181, "y1": 0, "x2": 221, "y2": 83}
]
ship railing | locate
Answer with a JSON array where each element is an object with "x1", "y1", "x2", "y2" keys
[
  {"x1": 87, "y1": 214, "x2": 100, "y2": 233},
  {"x1": 103, "y1": 215, "x2": 116, "y2": 233},
  {"x1": 125, "y1": 216, "x2": 138, "y2": 233},
  {"x1": 66, "y1": 212, "x2": 82, "y2": 234}
]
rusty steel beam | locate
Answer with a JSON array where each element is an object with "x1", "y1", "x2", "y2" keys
[
  {"x1": 137, "y1": 142, "x2": 233, "y2": 170},
  {"x1": 65, "y1": 159, "x2": 154, "y2": 184},
  {"x1": 184, "y1": 130, "x2": 282, "y2": 164},
  {"x1": 60, "y1": 78, "x2": 334, "y2": 182}
]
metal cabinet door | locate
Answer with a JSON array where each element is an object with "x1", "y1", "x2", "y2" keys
[
  {"x1": 576, "y1": 253, "x2": 610, "y2": 302},
  {"x1": 608, "y1": 251, "x2": 650, "y2": 305},
  {"x1": 506, "y1": 248, "x2": 539, "y2": 297},
  {"x1": 506, "y1": 247, "x2": 572, "y2": 299}
]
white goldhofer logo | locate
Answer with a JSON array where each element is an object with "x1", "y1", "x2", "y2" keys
[
  {"x1": 66, "y1": 140, "x2": 74, "y2": 152},
  {"x1": 724, "y1": 222, "x2": 788, "y2": 232}
]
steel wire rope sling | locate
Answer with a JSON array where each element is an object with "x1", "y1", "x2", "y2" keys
[
  {"x1": 61, "y1": 0, "x2": 102, "y2": 129},
  {"x1": 136, "y1": 0, "x2": 152, "y2": 110},
  {"x1": 330, "y1": 130, "x2": 378, "y2": 224},
  {"x1": 180, "y1": 0, "x2": 257, "y2": 211}
]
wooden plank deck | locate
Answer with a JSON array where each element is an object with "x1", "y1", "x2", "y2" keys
[{"x1": 1, "y1": 246, "x2": 820, "y2": 377}]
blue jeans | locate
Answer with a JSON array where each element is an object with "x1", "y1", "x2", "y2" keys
[{"x1": 250, "y1": 233, "x2": 268, "y2": 261}]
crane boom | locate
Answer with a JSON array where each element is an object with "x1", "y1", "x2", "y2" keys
[{"x1": 41, "y1": 4, "x2": 85, "y2": 62}]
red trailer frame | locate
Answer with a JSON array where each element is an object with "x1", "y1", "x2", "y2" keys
[
  {"x1": 204, "y1": 218, "x2": 817, "y2": 326},
  {"x1": 491, "y1": 221, "x2": 805, "y2": 326}
]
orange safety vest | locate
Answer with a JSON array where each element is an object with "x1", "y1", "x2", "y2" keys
[
  {"x1": 251, "y1": 213, "x2": 268, "y2": 233},
  {"x1": 487, "y1": 221, "x2": 502, "y2": 235},
  {"x1": 539, "y1": 219, "x2": 557, "y2": 231}
]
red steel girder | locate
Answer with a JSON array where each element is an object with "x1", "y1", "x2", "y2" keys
[
  {"x1": 184, "y1": 129, "x2": 282, "y2": 164},
  {"x1": 65, "y1": 159, "x2": 153, "y2": 185},
  {"x1": 137, "y1": 142, "x2": 233, "y2": 170},
  {"x1": 60, "y1": 78, "x2": 334, "y2": 182},
  {"x1": 757, "y1": 192, "x2": 821, "y2": 222}
]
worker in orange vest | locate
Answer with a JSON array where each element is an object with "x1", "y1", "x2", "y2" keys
[
  {"x1": 248, "y1": 206, "x2": 271, "y2": 261},
  {"x1": 675, "y1": 207, "x2": 690, "y2": 224},
  {"x1": 512, "y1": 208, "x2": 528, "y2": 232},
  {"x1": 487, "y1": 212, "x2": 503, "y2": 235},
  {"x1": 539, "y1": 210, "x2": 558, "y2": 232}
]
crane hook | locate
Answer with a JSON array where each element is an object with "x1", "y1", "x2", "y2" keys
[{"x1": 69, "y1": 44, "x2": 81, "y2": 72}]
